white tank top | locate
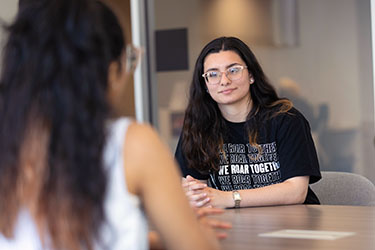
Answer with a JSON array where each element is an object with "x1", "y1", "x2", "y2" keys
[{"x1": 0, "y1": 118, "x2": 148, "y2": 250}]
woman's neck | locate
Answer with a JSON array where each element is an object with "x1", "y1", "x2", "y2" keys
[{"x1": 218, "y1": 100, "x2": 252, "y2": 123}]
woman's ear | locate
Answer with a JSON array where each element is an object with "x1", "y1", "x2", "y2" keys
[
  {"x1": 107, "y1": 59, "x2": 130, "y2": 117},
  {"x1": 248, "y1": 72, "x2": 254, "y2": 84},
  {"x1": 107, "y1": 60, "x2": 122, "y2": 90}
]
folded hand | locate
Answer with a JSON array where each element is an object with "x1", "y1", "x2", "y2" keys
[{"x1": 182, "y1": 175, "x2": 231, "y2": 208}]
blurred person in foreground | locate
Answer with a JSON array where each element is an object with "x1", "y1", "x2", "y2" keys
[
  {"x1": 0, "y1": 1, "x2": 229, "y2": 249},
  {"x1": 175, "y1": 37, "x2": 321, "y2": 209}
]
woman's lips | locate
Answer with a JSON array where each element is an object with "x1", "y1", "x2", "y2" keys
[{"x1": 220, "y1": 88, "x2": 236, "y2": 94}]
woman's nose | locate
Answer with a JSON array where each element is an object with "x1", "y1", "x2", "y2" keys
[{"x1": 220, "y1": 72, "x2": 231, "y2": 86}]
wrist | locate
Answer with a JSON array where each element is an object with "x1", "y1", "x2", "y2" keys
[
  {"x1": 223, "y1": 190, "x2": 235, "y2": 208},
  {"x1": 232, "y1": 190, "x2": 242, "y2": 208}
]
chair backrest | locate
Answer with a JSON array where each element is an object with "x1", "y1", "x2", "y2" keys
[{"x1": 310, "y1": 171, "x2": 375, "y2": 206}]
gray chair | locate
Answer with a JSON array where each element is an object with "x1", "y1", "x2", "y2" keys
[{"x1": 310, "y1": 171, "x2": 375, "y2": 206}]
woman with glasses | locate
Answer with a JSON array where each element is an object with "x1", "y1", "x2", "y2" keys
[
  {"x1": 175, "y1": 37, "x2": 321, "y2": 208},
  {"x1": 0, "y1": 1, "x2": 227, "y2": 249}
]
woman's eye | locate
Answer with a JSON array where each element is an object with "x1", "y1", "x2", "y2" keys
[
  {"x1": 228, "y1": 67, "x2": 240, "y2": 74},
  {"x1": 208, "y1": 71, "x2": 219, "y2": 78}
]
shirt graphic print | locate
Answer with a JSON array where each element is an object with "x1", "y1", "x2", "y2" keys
[{"x1": 210, "y1": 142, "x2": 282, "y2": 191}]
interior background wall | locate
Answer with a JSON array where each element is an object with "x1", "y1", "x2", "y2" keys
[
  {"x1": 0, "y1": 0, "x2": 18, "y2": 74},
  {"x1": 153, "y1": 0, "x2": 375, "y2": 182}
]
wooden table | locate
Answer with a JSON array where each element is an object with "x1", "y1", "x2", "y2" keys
[{"x1": 213, "y1": 205, "x2": 375, "y2": 250}]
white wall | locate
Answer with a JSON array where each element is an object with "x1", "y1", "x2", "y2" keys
[
  {"x1": 0, "y1": 0, "x2": 18, "y2": 72},
  {"x1": 253, "y1": 0, "x2": 374, "y2": 181},
  {"x1": 256, "y1": 0, "x2": 367, "y2": 129},
  {"x1": 0, "y1": 0, "x2": 17, "y2": 24}
]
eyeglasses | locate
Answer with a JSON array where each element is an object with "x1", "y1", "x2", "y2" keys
[
  {"x1": 202, "y1": 65, "x2": 248, "y2": 85},
  {"x1": 125, "y1": 44, "x2": 142, "y2": 73}
]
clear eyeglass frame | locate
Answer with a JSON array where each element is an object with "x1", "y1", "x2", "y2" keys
[
  {"x1": 125, "y1": 44, "x2": 142, "y2": 73},
  {"x1": 202, "y1": 65, "x2": 248, "y2": 85}
]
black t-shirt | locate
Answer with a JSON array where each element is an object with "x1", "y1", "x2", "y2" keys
[{"x1": 175, "y1": 108, "x2": 321, "y2": 204}]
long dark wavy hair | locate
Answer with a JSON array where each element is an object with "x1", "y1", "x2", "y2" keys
[
  {"x1": 0, "y1": 0, "x2": 124, "y2": 249},
  {"x1": 182, "y1": 37, "x2": 292, "y2": 174}
]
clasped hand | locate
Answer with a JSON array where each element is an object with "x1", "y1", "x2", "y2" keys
[{"x1": 182, "y1": 175, "x2": 230, "y2": 208}]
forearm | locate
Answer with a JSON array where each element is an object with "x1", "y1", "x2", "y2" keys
[{"x1": 217, "y1": 176, "x2": 309, "y2": 208}]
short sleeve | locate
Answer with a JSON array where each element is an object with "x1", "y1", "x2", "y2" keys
[
  {"x1": 174, "y1": 135, "x2": 210, "y2": 180},
  {"x1": 275, "y1": 109, "x2": 321, "y2": 184}
]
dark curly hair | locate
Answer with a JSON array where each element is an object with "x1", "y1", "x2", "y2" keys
[
  {"x1": 181, "y1": 37, "x2": 292, "y2": 174},
  {"x1": 0, "y1": 0, "x2": 124, "y2": 249}
]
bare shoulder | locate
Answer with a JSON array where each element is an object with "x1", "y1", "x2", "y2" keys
[
  {"x1": 124, "y1": 122, "x2": 172, "y2": 161},
  {"x1": 125, "y1": 122, "x2": 163, "y2": 150},
  {"x1": 123, "y1": 122, "x2": 175, "y2": 194}
]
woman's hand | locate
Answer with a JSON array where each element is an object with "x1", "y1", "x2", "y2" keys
[
  {"x1": 149, "y1": 205, "x2": 232, "y2": 249},
  {"x1": 182, "y1": 175, "x2": 232, "y2": 208},
  {"x1": 182, "y1": 175, "x2": 210, "y2": 207},
  {"x1": 195, "y1": 207, "x2": 232, "y2": 239}
]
